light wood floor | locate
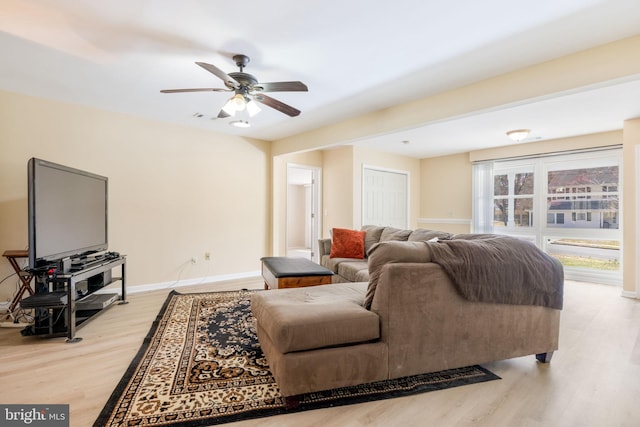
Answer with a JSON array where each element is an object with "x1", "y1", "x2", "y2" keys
[{"x1": 1, "y1": 278, "x2": 639, "y2": 427}]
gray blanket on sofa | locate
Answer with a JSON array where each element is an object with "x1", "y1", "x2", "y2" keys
[{"x1": 426, "y1": 234, "x2": 564, "y2": 309}]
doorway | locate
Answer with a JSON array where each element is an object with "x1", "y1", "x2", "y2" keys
[{"x1": 286, "y1": 164, "x2": 321, "y2": 261}]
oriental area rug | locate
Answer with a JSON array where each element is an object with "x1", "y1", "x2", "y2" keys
[{"x1": 94, "y1": 290, "x2": 500, "y2": 427}]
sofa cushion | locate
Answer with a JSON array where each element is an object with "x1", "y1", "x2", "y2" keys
[
  {"x1": 361, "y1": 225, "x2": 385, "y2": 254},
  {"x1": 338, "y1": 261, "x2": 369, "y2": 282},
  {"x1": 322, "y1": 255, "x2": 362, "y2": 274},
  {"x1": 251, "y1": 282, "x2": 379, "y2": 353},
  {"x1": 408, "y1": 228, "x2": 454, "y2": 242},
  {"x1": 330, "y1": 228, "x2": 366, "y2": 259},
  {"x1": 364, "y1": 240, "x2": 433, "y2": 310},
  {"x1": 354, "y1": 268, "x2": 370, "y2": 282},
  {"x1": 379, "y1": 227, "x2": 412, "y2": 242}
]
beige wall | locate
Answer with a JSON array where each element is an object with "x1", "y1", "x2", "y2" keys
[
  {"x1": 623, "y1": 118, "x2": 640, "y2": 295},
  {"x1": 320, "y1": 147, "x2": 354, "y2": 237},
  {"x1": 0, "y1": 91, "x2": 271, "y2": 299},
  {"x1": 419, "y1": 152, "x2": 472, "y2": 234}
]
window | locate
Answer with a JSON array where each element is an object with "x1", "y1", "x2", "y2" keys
[
  {"x1": 547, "y1": 212, "x2": 565, "y2": 225},
  {"x1": 491, "y1": 165, "x2": 535, "y2": 229},
  {"x1": 474, "y1": 148, "x2": 622, "y2": 285},
  {"x1": 547, "y1": 165, "x2": 618, "y2": 230}
]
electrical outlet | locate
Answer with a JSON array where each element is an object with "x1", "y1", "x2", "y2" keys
[
  {"x1": 204, "y1": 252, "x2": 211, "y2": 261},
  {"x1": 191, "y1": 257, "x2": 198, "y2": 264}
]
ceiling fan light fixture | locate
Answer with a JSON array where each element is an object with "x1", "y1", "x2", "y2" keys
[
  {"x1": 232, "y1": 93, "x2": 247, "y2": 111},
  {"x1": 246, "y1": 99, "x2": 261, "y2": 117},
  {"x1": 222, "y1": 98, "x2": 237, "y2": 116},
  {"x1": 506, "y1": 129, "x2": 530, "y2": 142},
  {"x1": 222, "y1": 93, "x2": 248, "y2": 116}
]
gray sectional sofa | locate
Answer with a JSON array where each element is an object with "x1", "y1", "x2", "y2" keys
[
  {"x1": 251, "y1": 237, "x2": 564, "y2": 402},
  {"x1": 318, "y1": 225, "x2": 453, "y2": 282}
]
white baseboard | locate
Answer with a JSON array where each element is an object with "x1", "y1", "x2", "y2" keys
[
  {"x1": 621, "y1": 290, "x2": 638, "y2": 299},
  {"x1": 127, "y1": 271, "x2": 262, "y2": 294}
]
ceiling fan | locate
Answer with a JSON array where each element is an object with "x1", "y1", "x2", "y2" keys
[{"x1": 160, "y1": 54, "x2": 308, "y2": 119}]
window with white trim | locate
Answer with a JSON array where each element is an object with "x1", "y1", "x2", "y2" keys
[{"x1": 473, "y1": 148, "x2": 622, "y2": 285}]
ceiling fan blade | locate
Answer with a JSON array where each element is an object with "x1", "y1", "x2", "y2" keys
[
  {"x1": 160, "y1": 88, "x2": 231, "y2": 93},
  {"x1": 253, "y1": 93, "x2": 301, "y2": 117},
  {"x1": 196, "y1": 61, "x2": 239, "y2": 88},
  {"x1": 255, "y1": 81, "x2": 308, "y2": 92}
]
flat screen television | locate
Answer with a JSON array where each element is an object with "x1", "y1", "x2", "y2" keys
[{"x1": 28, "y1": 158, "x2": 108, "y2": 269}]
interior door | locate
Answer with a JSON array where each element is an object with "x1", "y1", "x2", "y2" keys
[{"x1": 286, "y1": 165, "x2": 321, "y2": 261}]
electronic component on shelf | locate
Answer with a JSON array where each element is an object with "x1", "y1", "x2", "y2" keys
[
  {"x1": 20, "y1": 291, "x2": 68, "y2": 308},
  {"x1": 76, "y1": 293, "x2": 119, "y2": 310}
]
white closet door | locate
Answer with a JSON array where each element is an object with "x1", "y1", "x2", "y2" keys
[{"x1": 362, "y1": 167, "x2": 408, "y2": 228}]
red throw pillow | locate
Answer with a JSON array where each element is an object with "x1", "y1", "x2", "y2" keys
[{"x1": 330, "y1": 228, "x2": 366, "y2": 259}]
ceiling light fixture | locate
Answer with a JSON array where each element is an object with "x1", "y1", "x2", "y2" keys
[
  {"x1": 230, "y1": 120, "x2": 250, "y2": 128},
  {"x1": 222, "y1": 94, "x2": 244, "y2": 116},
  {"x1": 506, "y1": 129, "x2": 530, "y2": 142},
  {"x1": 222, "y1": 93, "x2": 261, "y2": 118},
  {"x1": 245, "y1": 99, "x2": 261, "y2": 117}
]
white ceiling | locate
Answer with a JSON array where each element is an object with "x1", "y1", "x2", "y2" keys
[{"x1": 2, "y1": 0, "x2": 640, "y2": 158}]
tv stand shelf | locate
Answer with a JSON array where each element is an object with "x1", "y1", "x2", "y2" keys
[{"x1": 22, "y1": 255, "x2": 126, "y2": 343}]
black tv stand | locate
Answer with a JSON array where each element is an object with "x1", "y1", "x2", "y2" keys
[{"x1": 21, "y1": 255, "x2": 126, "y2": 343}]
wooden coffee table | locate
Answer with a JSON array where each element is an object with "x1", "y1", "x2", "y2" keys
[{"x1": 261, "y1": 257, "x2": 333, "y2": 290}]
